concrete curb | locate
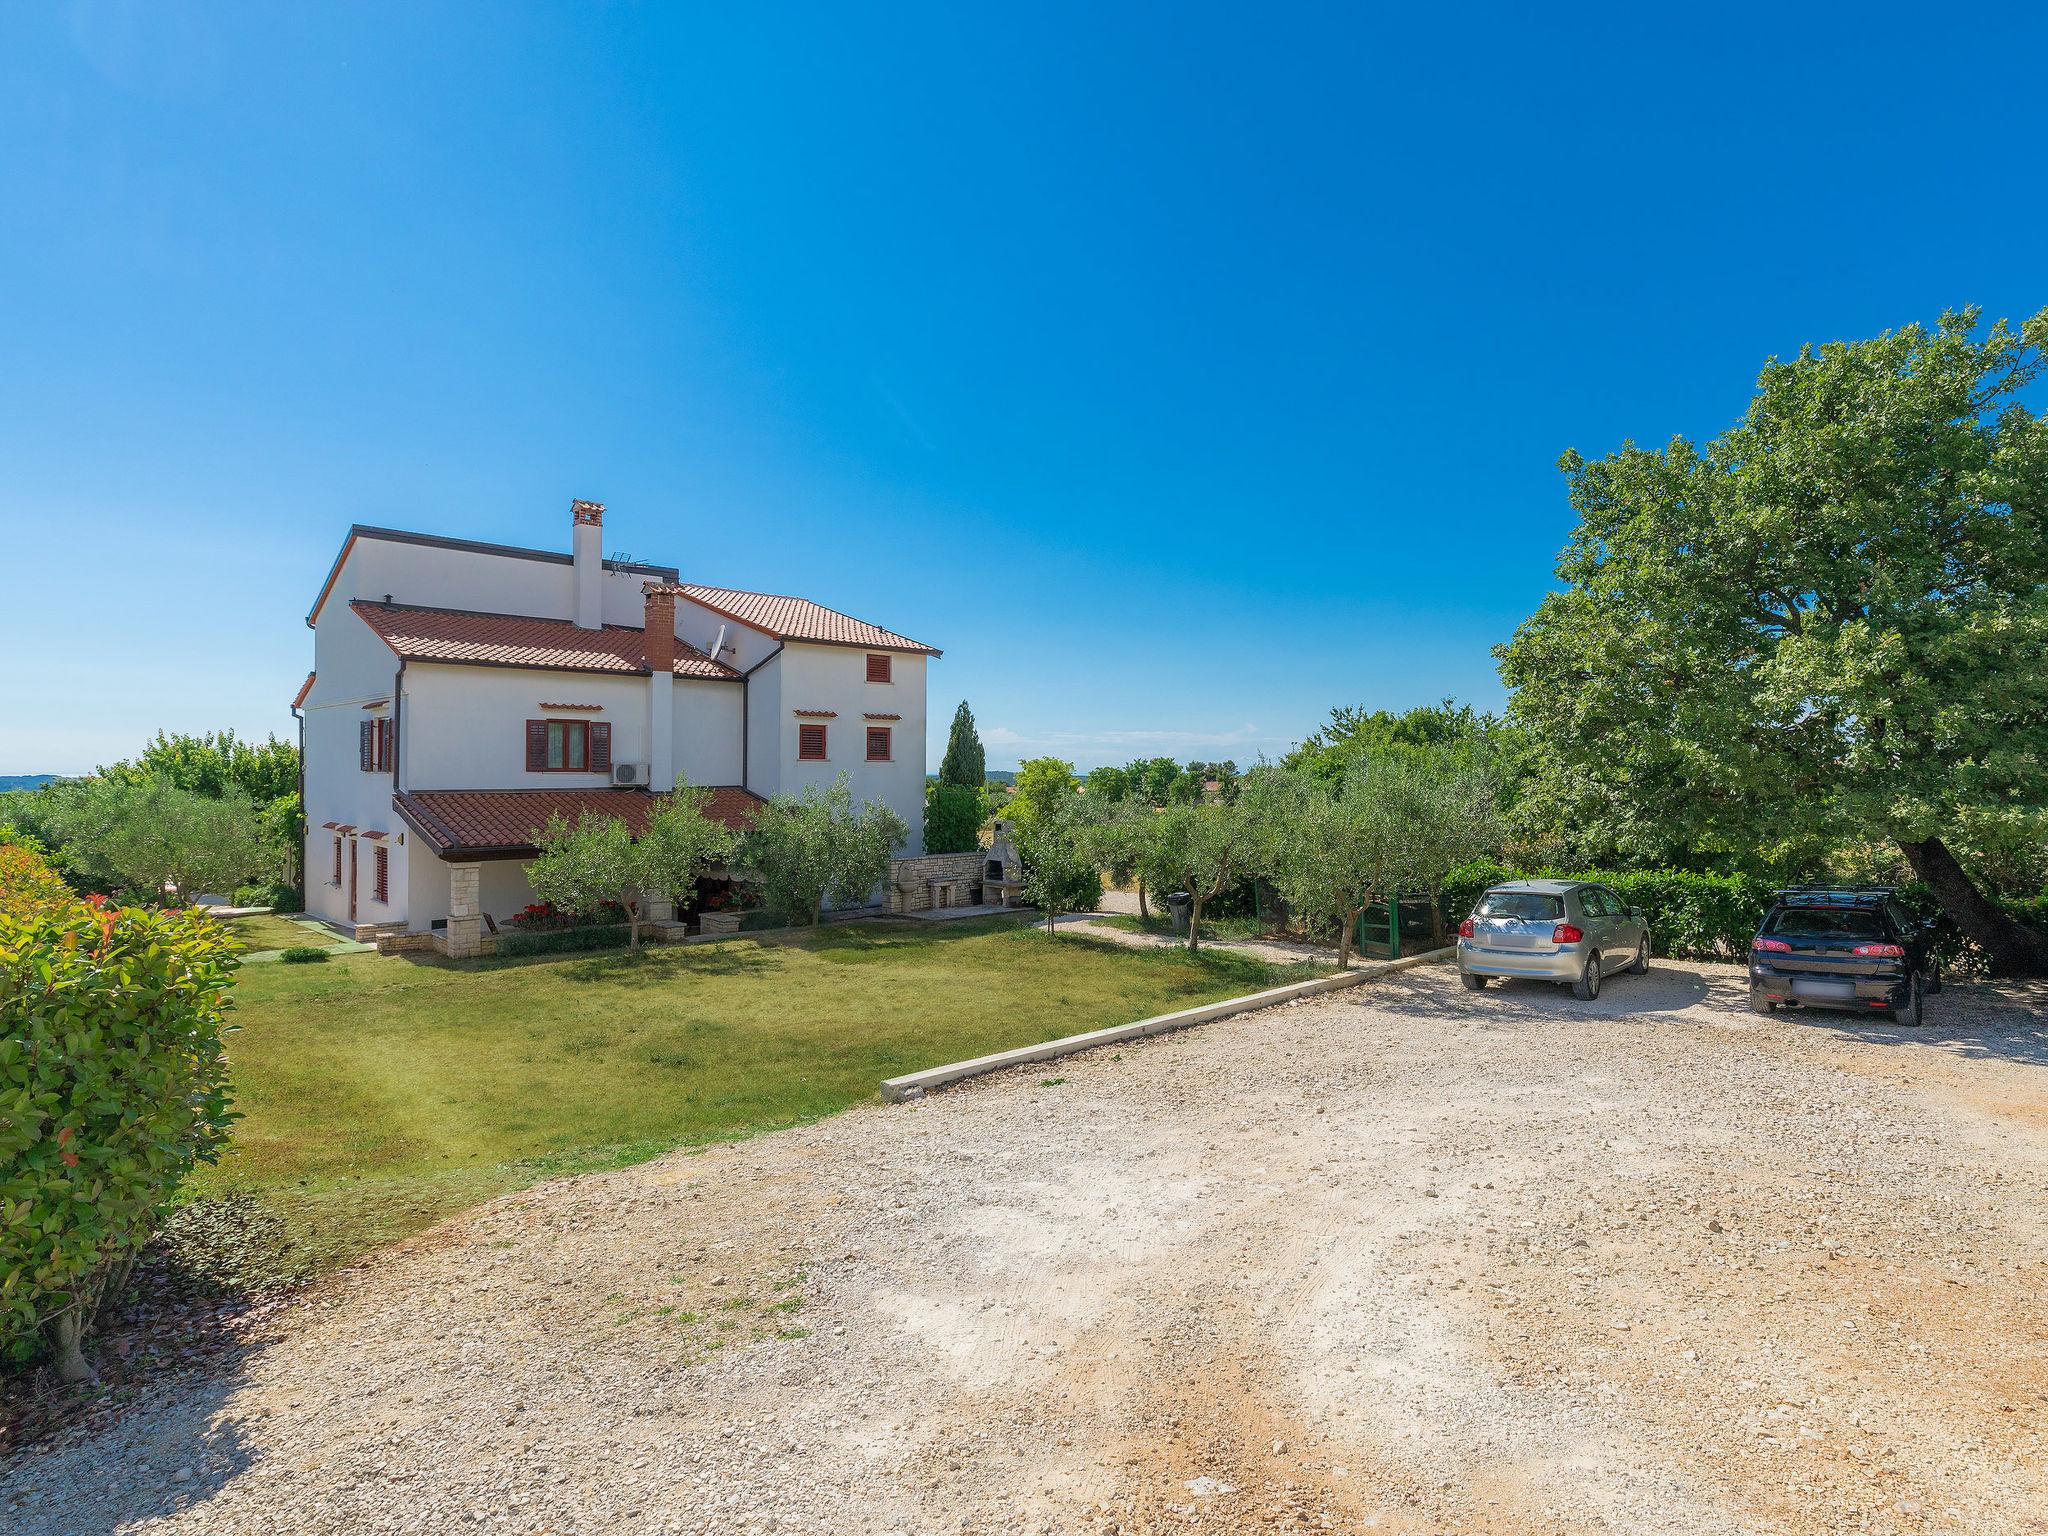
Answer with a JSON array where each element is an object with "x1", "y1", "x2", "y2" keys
[{"x1": 880, "y1": 945, "x2": 1456, "y2": 1102}]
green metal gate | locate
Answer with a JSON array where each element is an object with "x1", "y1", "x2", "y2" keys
[{"x1": 1357, "y1": 893, "x2": 1435, "y2": 960}]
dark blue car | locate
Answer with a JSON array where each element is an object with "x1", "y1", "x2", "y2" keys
[{"x1": 1748, "y1": 887, "x2": 1940, "y2": 1026}]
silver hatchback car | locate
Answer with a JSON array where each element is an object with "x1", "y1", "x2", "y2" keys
[{"x1": 1457, "y1": 880, "x2": 1650, "y2": 999}]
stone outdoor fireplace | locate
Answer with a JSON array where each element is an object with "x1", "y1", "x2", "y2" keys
[{"x1": 981, "y1": 818, "x2": 1023, "y2": 907}]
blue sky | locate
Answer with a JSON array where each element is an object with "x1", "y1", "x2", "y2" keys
[{"x1": 4, "y1": 2, "x2": 2044, "y2": 775}]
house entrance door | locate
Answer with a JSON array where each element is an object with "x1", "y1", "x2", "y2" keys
[{"x1": 348, "y1": 839, "x2": 358, "y2": 923}]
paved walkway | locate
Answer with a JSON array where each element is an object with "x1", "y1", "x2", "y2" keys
[{"x1": 1053, "y1": 911, "x2": 1353, "y2": 969}]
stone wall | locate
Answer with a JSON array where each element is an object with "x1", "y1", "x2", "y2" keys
[{"x1": 886, "y1": 852, "x2": 990, "y2": 914}]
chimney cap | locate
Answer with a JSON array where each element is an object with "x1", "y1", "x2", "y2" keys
[
  {"x1": 641, "y1": 580, "x2": 686, "y2": 597},
  {"x1": 571, "y1": 499, "x2": 605, "y2": 526}
]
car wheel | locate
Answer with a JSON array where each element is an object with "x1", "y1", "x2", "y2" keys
[
  {"x1": 1891, "y1": 975, "x2": 1925, "y2": 1027},
  {"x1": 1627, "y1": 935, "x2": 1650, "y2": 975},
  {"x1": 1573, "y1": 952, "x2": 1602, "y2": 1001},
  {"x1": 1460, "y1": 972, "x2": 1488, "y2": 991}
]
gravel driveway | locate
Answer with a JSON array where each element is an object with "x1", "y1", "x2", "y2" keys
[{"x1": 7, "y1": 961, "x2": 2047, "y2": 1535}]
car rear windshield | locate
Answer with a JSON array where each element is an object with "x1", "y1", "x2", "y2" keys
[
  {"x1": 1476, "y1": 891, "x2": 1564, "y2": 921},
  {"x1": 1764, "y1": 906, "x2": 1886, "y2": 941}
]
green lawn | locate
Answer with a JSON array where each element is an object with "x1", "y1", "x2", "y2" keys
[
  {"x1": 193, "y1": 917, "x2": 1322, "y2": 1278},
  {"x1": 219, "y1": 912, "x2": 340, "y2": 952}
]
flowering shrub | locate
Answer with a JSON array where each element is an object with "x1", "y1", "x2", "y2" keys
[
  {"x1": 0, "y1": 903, "x2": 239, "y2": 1379},
  {"x1": 0, "y1": 841, "x2": 77, "y2": 923},
  {"x1": 506, "y1": 898, "x2": 632, "y2": 932}
]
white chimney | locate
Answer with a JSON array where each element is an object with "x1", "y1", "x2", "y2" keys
[{"x1": 571, "y1": 499, "x2": 605, "y2": 629}]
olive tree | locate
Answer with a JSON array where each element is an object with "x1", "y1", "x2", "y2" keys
[
  {"x1": 1246, "y1": 755, "x2": 1499, "y2": 966},
  {"x1": 40, "y1": 775, "x2": 267, "y2": 905},
  {"x1": 1142, "y1": 799, "x2": 1256, "y2": 953},
  {"x1": 528, "y1": 778, "x2": 739, "y2": 949},
  {"x1": 741, "y1": 773, "x2": 908, "y2": 925}
]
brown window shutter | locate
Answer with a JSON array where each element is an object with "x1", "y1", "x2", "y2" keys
[
  {"x1": 374, "y1": 846, "x2": 389, "y2": 902},
  {"x1": 360, "y1": 720, "x2": 374, "y2": 771},
  {"x1": 526, "y1": 719, "x2": 548, "y2": 772},
  {"x1": 799, "y1": 723, "x2": 827, "y2": 760},
  {"x1": 590, "y1": 721, "x2": 612, "y2": 773},
  {"x1": 867, "y1": 727, "x2": 890, "y2": 761},
  {"x1": 378, "y1": 717, "x2": 393, "y2": 772},
  {"x1": 865, "y1": 653, "x2": 891, "y2": 683}
]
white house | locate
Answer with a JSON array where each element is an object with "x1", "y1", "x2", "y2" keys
[{"x1": 295, "y1": 500, "x2": 937, "y2": 953}]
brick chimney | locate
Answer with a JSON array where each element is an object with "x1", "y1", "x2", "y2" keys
[
  {"x1": 642, "y1": 583, "x2": 679, "y2": 670},
  {"x1": 642, "y1": 582, "x2": 683, "y2": 790},
  {"x1": 571, "y1": 499, "x2": 605, "y2": 629}
]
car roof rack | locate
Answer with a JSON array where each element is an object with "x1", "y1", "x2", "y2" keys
[{"x1": 1771, "y1": 884, "x2": 1895, "y2": 906}]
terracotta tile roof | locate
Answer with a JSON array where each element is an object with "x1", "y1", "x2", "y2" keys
[
  {"x1": 681, "y1": 585, "x2": 939, "y2": 655},
  {"x1": 351, "y1": 601, "x2": 738, "y2": 680},
  {"x1": 394, "y1": 787, "x2": 764, "y2": 858},
  {"x1": 292, "y1": 672, "x2": 317, "y2": 709}
]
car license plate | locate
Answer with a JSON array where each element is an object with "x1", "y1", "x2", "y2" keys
[{"x1": 1797, "y1": 979, "x2": 1856, "y2": 1001}]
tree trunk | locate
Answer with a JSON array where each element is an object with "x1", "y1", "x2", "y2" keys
[
  {"x1": 1899, "y1": 836, "x2": 2048, "y2": 977},
  {"x1": 1187, "y1": 891, "x2": 1202, "y2": 953},
  {"x1": 45, "y1": 1307, "x2": 94, "y2": 1385},
  {"x1": 1136, "y1": 878, "x2": 1148, "y2": 922},
  {"x1": 1337, "y1": 905, "x2": 1353, "y2": 969}
]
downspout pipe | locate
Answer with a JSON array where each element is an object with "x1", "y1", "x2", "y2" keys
[
  {"x1": 292, "y1": 702, "x2": 306, "y2": 899},
  {"x1": 740, "y1": 642, "x2": 784, "y2": 794}
]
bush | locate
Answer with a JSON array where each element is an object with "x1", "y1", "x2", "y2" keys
[
  {"x1": 0, "y1": 903, "x2": 239, "y2": 1378},
  {"x1": 924, "y1": 782, "x2": 985, "y2": 855},
  {"x1": 278, "y1": 946, "x2": 329, "y2": 964},
  {"x1": 0, "y1": 841, "x2": 79, "y2": 922},
  {"x1": 233, "y1": 880, "x2": 303, "y2": 911},
  {"x1": 495, "y1": 923, "x2": 633, "y2": 957},
  {"x1": 506, "y1": 899, "x2": 630, "y2": 932}
]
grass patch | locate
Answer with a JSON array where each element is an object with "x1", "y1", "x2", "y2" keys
[
  {"x1": 220, "y1": 913, "x2": 338, "y2": 953},
  {"x1": 191, "y1": 917, "x2": 1323, "y2": 1281}
]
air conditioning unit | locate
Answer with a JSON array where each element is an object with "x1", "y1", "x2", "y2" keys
[{"x1": 613, "y1": 763, "x2": 649, "y2": 786}]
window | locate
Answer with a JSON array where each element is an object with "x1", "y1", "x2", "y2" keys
[
  {"x1": 798, "y1": 723, "x2": 828, "y2": 760},
  {"x1": 373, "y1": 845, "x2": 389, "y2": 903},
  {"x1": 331, "y1": 836, "x2": 343, "y2": 887},
  {"x1": 865, "y1": 653, "x2": 892, "y2": 684},
  {"x1": 866, "y1": 726, "x2": 891, "y2": 761},
  {"x1": 1764, "y1": 907, "x2": 1885, "y2": 941},
  {"x1": 525, "y1": 719, "x2": 612, "y2": 773},
  {"x1": 359, "y1": 717, "x2": 392, "y2": 773},
  {"x1": 1475, "y1": 890, "x2": 1562, "y2": 921}
]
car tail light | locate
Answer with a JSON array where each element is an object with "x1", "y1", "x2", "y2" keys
[
  {"x1": 1552, "y1": 923, "x2": 1584, "y2": 944},
  {"x1": 1852, "y1": 942, "x2": 1905, "y2": 958},
  {"x1": 1457, "y1": 918, "x2": 1475, "y2": 939},
  {"x1": 1753, "y1": 938, "x2": 1792, "y2": 952}
]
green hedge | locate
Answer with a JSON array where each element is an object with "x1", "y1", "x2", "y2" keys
[
  {"x1": 1, "y1": 904, "x2": 239, "y2": 1374},
  {"x1": 1443, "y1": 861, "x2": 2048, "y2": 969},
  {"x1": 495, "y1": 923, "x2": 633, "y2": 957}
]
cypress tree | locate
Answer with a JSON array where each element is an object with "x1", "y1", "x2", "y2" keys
[{"x1": 939, "y1": 701, "x2": 986, "y2": 788}]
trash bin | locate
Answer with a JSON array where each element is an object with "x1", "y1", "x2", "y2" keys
[{"x1": 1165, "y1": 892, "x2": 1193, "y2": 936}]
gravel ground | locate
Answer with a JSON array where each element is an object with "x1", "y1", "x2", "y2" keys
[{"x1": 6, "y1": 960, "x2": 2047, "y2": 1535}]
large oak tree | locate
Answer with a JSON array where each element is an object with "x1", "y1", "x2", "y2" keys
[{"x1": 1500, "y1": 308, "x2": 2048, "y2": 973}]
